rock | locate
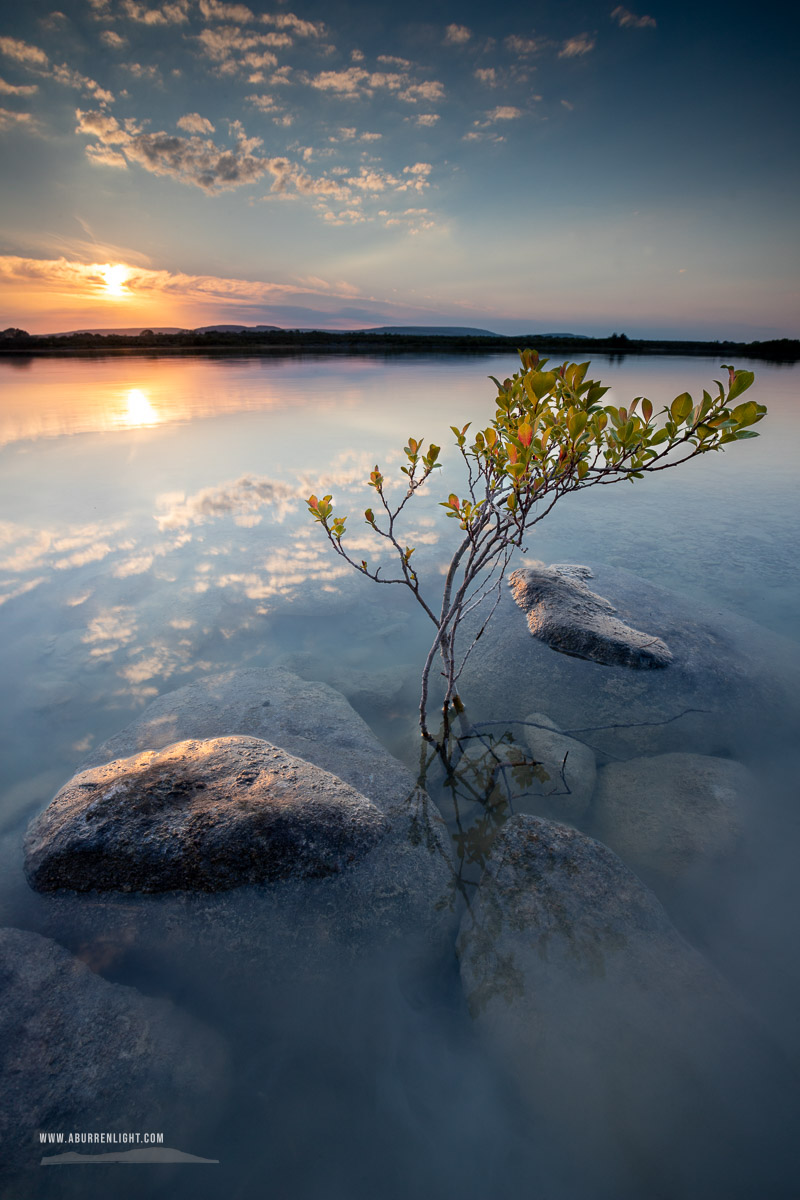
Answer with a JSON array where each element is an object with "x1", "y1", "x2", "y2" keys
[
  {"x1": 457, "y1": 815, "x2": 785, "y2": 1196},
  {"x1": 25, "y1": 734, "x2": 457, "y2": 997},
  {"x1": 590, "y1": 752, "x2": 752, "y2": 889},
  {"x1": 459, "y1": 561, "x2": 800, "y2": 759},
  {"x1": 274, "y1": 651, "x2": 410, "y2": 718},
  {"x1": 24, "y1": 737, "x2": 389, "y2": 894},
  {"x1": 458, "y1": 815, "x2": 733, "y2": 1028},
  {"x1": 0, "y1": 927, "x2": 228, "y2": 1177},
  {"x1": 81, "y1": 666, "x2": 415, "y2": 816},
  {"x1": 519, "y1": 712, "x2": 596, "y2": 824},
  {"x1": 509, "y1": 563, "x2": 672, "y2": 668},
  {"x1": 438, "y1": 716, "x2": 595, "y2": 831}
]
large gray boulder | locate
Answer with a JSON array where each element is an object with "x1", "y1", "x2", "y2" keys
[
  {"x1": 24, "y1": 737, "x2": 389, "y2": 894},
  {"x1": 509, "y1": 563, "x2": 673, "y2": 668},
  {"x1": 590, "y1": 751, "x2": 752, "y2": 890},
  {"x1": 26, "y1": 730, "x2": 456, "y2": 992},
  {"x1": 81, "y1": 666, "x2": 417, "y2": 816},
  {"x1": 457, "y1": 815, "x2": 789, "y2": 1197},
  {"x1": 459, "y1": 562, "x2": 800, "y2": 759},
  {"x1": 0, "y1": 927, "x2": 228, "y2": 1177}
]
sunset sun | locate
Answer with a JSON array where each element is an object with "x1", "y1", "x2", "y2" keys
[{"x1": 100, "y1": 264, "x2": 129, "y2": 299}]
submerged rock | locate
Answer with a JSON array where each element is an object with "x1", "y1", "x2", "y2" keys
[
  {"x1": 519, "y1": 712, "x2": 596, "y2": 824},
  {"x1": 81, "y1": 666, "x2": 415, "y2": 816},
  {"x1": 0, "y1": 927, "x2": 228, "y2": 1177},
  {"x1": 509, "y1": 563, "x2": 672, "y2": 668},
  {"x1": 26, "y1": 725, "x2": 457, "y2": 994},
  {"x1": 457, "y1": 815, "x2": 785, "y2": 1197},
  {"x1": 24, "y1": 737, "x2": 389, "y2": 894},
  {"x1": 459, "y1": 561, "x2": 800, "y2": 759},
  {"x1": 274, "y1": 651, "x2": 410, "y2": 718},
  {"x1": 591, "y1": 751, "x2": 752, "y2": 889}
]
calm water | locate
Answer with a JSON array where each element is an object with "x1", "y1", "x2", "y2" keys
[{"x1": 1, "y1": 351, "x2": 798, "y2": 1199}]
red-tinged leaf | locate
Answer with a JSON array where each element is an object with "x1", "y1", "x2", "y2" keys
[{"x1": 518, "y1": 422, "x2": 533, "y2": 448}]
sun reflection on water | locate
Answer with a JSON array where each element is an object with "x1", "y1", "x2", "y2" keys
[{"x1": 123, "y1": 388, "x2": 159, "y2": 427}]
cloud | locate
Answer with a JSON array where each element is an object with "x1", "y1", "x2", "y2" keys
[
  {"x1": 0, "y1": 38, "x2": 114, "y2": 104},
  {"x1": 120, "y1": 0, "x2": 191, "y2": 25},
  {"x1": 399, "y1": 80, "x2": 444, "y2": 103},
  {"x1": 177, "y1": 112, "x2": 215, "y2": 133},
  {"x1": 377, "y1": 55, "x2": 411, "y2": 68},
  {"x1": 112, "y1": 553, "x2": 154, "y2": 577},
  {"x1": 123, "y1": 61, "x2": 162, "y2": 81},
  {"x1": 413, "y1": 113, "x2": 439, "y2": 127},
  {"x1": 0, "y1": 77, "x2": 38, "y2": 96},
  {"x1": 308, "y1": 66, "x2": 444, "y2": 105},
  {"x1": 309, "y1": 67, "x2": 372, "y2": 94},
  {"x1": 198, "y1": 0, "x2": 255, "y2": 21},
  {"x1": 505, "y1": 34, "x2": 544, "y2": 55},
  {"x1": 610, "y1": 6, "x2": 657, "y2": 29},
  {"x1": 1, "y1": 253, "x2": 374, "y2": 315},
  {"x1": 195, "y1": 25, "x2": 288, "y2": 73},
  {"x1": 474, "y1": 67, "x2": 497, "y2": 86},
  {"x1": 486, "y1": 105, "x2": 522, "y2": 121},
  {"x1": 260, "y1": 12, "x2": 325, "y2": 38},
  {"x1": 100, "y1": 30, "x2": 127, "y2": 49},
  {"x1": 154, "y1": 475, "x2": 299, "y2": 530},
  {"x1": 559, "y1": 34, "x2": 596, "y2": 58},
  {"x1": 52, "y1": 63, "x2": 114, "y2": 104},
  {"x1": 85, "y1": 143, "x2": 128, "y2": 167},
  {"x1": 0, "y1": 37, "x2": 49, "y2": 67},
  {"x1": 0, "y1": 108, "x2": 36, "y2": 131},
  {"x1": 77, "y1": 108, "x2": 271, "y2": 191},
  {"x1": 246, "y1": 92, "x2": 280, "y2": 112},
  {"x1": 444, "y1": 24, "x2": 471, "y2": 46}
]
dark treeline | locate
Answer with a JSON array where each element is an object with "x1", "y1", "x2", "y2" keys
[{"x1": 1, "y1": 327, "x2": 798, "y2": 362}]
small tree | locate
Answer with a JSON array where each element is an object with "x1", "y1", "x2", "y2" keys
[{"x1": 307, "y1": 350, "x2": 764, "y2": 746}]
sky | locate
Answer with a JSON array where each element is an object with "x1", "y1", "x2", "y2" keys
[{"x1": 0, "y1": 0, "x2": 797, "y2": 337}]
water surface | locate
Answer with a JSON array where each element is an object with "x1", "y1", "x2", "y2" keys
[{"x1": 1, "y1": 351, "x2": 798, "y2": 1199}]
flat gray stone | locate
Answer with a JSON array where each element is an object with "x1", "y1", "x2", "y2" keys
[
  {"x1": 459, "y1": 562, "x2": 800, "y2": 759},
  {"x1": 591, "y1": 752, "x2": 751, "y2": 889},
  {"x1": 24, "y1": 737, "x2": 389, "y2": 894},
  {"x1": 0, "y1": 927, "x2": 228, "y2": 1177},
  {"x1": 509, "y1": 563, "x2": 672, "y2": 668}
]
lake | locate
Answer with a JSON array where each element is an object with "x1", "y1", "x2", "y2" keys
[{"x1": 1, "y1": 350, "x2": 798, "y2": 1199}]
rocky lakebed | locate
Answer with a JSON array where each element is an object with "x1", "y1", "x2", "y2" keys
[{"x1": 2, "y1": 563, "x2": 799, "y2": 1200}]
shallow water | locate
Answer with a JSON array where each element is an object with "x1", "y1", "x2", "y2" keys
[{"x1": 1, "y1": 351, "x2": 798, "y2": 1198}]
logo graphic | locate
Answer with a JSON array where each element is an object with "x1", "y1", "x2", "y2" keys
[{"x1": 42, "y1": 1147, "x2": 219, "y2": 1165}]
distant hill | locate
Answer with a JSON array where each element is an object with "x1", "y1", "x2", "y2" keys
[
  {"x1": 533, "y1": 332, "x2": 589, "y2": 339},
  {"x1": 193, "y1": 324, "x2": 282, "y2": 333},
  {"x1": 43, "y1": 326, "x2": 188, "y2": 336},
  {"x1": 356, "y1": 325, "x2": 500, "y2": 337}
]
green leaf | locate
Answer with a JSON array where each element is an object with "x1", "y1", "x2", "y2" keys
[
  {"x1": 728, "y1": 370, "x2": 755, "y2": 401},
  {"x1": 733, "y1": 429, "x2": 759, "y2": 439},
  {"x1": 731, "y1": 400, "x2": 758, "y2": 426},
  {"x1": 670, "y1": 392, "x2": 693, "y2": 421}
]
